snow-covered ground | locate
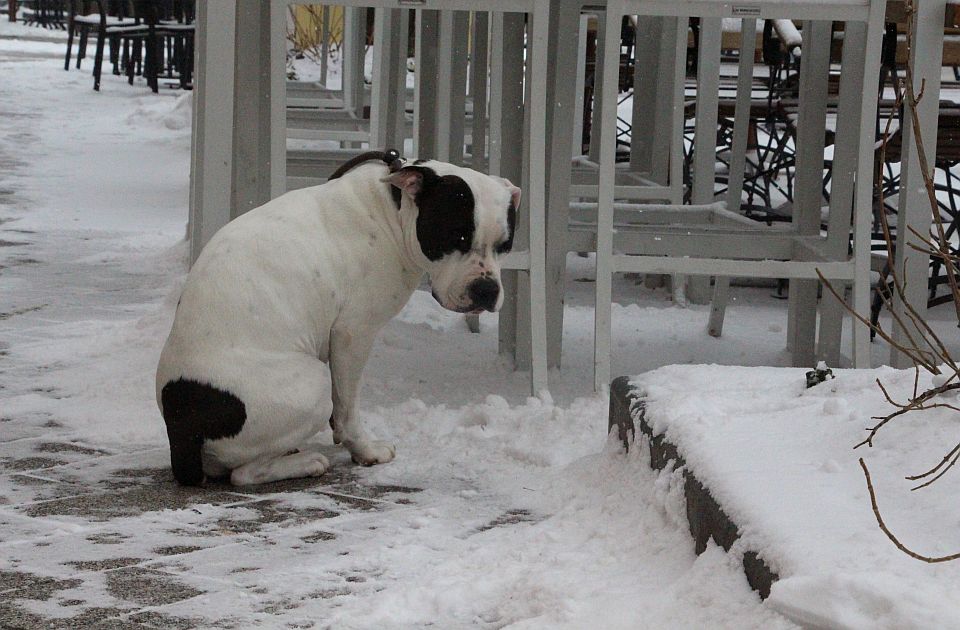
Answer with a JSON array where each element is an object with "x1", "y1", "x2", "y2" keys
[
  {"x1": 1, "y1": 20, "x2": 958, "y2": 629},
  {"x1": 632, "y1": 365, "x2": 960, "y2": 629}
]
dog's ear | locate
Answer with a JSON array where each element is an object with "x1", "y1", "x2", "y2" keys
[
  {"x1": 383, "y1": 166, "x2": 435, "y2": 197},
  {"x1": 494, "y1": 176, "x2": 522, "y2": 210}
]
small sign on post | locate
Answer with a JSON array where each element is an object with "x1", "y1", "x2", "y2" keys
[{"x1": 731, "y1": 5, "x2": 761, "y2": 17}]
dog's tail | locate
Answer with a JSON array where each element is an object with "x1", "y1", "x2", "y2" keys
[{"x1": 160, "y1": 378, "x2": 247, "y2": 486}]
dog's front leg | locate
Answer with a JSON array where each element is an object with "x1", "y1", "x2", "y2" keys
[{"x1": 329, "y1": 324, "x2": 396, "y2": 466}]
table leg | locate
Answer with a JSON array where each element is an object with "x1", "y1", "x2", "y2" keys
[
  {"x1": 787, "y1": 20, "x2": 831, "y2": 368},
  {"x1": 891, "y1": 0, "x2": 945, "y2": 368},
  {"x1": 543, "y1": 0, "x2": 582, "y2": 369}
]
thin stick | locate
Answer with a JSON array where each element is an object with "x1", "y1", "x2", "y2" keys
[
  {"x1": 860, "y1": 458, "x2": 960, "y2": 563},
  {"x1": 908, "y1": 442, "x2": 960, "y2": 490}
]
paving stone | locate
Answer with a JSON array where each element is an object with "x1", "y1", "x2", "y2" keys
[
  {"x1": 84, "y1": 532, "x2": 132, "y2": 545},
  {"x1": 65, "y1": 557, "x2": 144, "y2": 571},
  {"x1": 0, "y1": 601, "x2": 157, "y2": 630},
  {"x1": 104, "y1": 567, "x2": 204, "y2": 607},
  {"x1": 300, "y1": 530, "x2": 337, "y2": 543},
  {"x1": 127, "y1": 610, "x2": 203, "y2": 629},
  {"x1": 0, "y1": 569, "x2": 82, "y2": 601},
  {"x1": 0, "y1": 472, "x2": 87, "y2": 505},
  {"x1": 0, "y1": 456, "x2": 68, "y2": 472},
  {"x1": 0, "y1": 439, "x2": 113, "y2": 476},
  {"x1": 151, "y1": 545, "x2": 204, "y2": 557},
  {"x1": 35, "y1": 442, "x2": 111, "y2": 457},
  {"x1": 19, "y1": 484, "x2": 247, "y2": 521},
  {"x1": 212, "y1": 497, "x2": 340, "y2": 535}
]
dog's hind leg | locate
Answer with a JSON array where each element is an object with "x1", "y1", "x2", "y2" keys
[
  {"x1": 161, "y1": 378, "x2": 247, "y2": 486},
  {"x1": 230, "y1": 448, "x2": 330, "y2": 486}
]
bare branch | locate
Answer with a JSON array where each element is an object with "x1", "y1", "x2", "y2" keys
[{"x1": 860, "y1": 459, "x2": 960, "y2": 562}]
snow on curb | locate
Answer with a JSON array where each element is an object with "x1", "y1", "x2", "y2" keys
[{"x1": 610, "y1": 366, "x2": 960, "y2": 630}]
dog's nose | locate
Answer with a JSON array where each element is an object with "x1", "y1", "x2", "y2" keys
[{"x1": 467, "y1": 278, "x2": 500, "y2": 312}]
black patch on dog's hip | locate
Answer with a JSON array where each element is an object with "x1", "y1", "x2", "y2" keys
[{"x1": 160, "y1": 379, "x2": 246, "y2": 486}]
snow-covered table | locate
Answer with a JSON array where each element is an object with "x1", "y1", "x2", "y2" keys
[{"x1": 610, "y1": 365, "x2": 960, "y2": 629}]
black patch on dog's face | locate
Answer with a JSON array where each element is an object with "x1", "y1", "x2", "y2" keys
[
  {"x1": 413, "y1": 169, "x2": 476, "y2": 261},
  {"x1": 495, "y1": 202, "x2": 516, "y2": 254},
  {"x1": 160, "y1": 378, "x2": 246, "y2": 486}
]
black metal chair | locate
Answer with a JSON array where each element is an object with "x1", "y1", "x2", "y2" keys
[
  {"x1": 64, "y1": 0, "x2": 129, "y2": 73},
  {"x1": 21, "y1": 0, "x2": 67, "y2": 29}
]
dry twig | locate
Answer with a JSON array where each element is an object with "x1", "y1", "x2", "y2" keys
[
  {"x1": 816, "y1": 0, "x2": 960, "y2": 562},
  {"x1": 860, "y1": 459, "x2": 960, "y2": 563}
]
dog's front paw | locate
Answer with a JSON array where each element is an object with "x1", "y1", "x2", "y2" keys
[{"x1": 349, "y1": 441, "x2": 396, "y2": 466}]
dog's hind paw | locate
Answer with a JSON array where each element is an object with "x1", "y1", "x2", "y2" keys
[
  {"x1": 230, "y1": 450, "x2": 330, "y2": 486},
  {"x1": 349, "y1": 441, "x2": 396, "y2": 466}
]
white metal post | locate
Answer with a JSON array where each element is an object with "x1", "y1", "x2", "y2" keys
[
  {"x1": 189, "y1": 1, "x2": 236, "y2": 264},
  {"x1": 891, "y1": 0, "x2": 945, "y2": 368},
  {"x1": 851, "y1": 0, "x2": 886, "y2": 368},
  {"x1": 594, "y1": 0, "x2": 626, "y2": 392},
  {"x1": 787, "y1": 19, "x2": 831, "y2": 368}
]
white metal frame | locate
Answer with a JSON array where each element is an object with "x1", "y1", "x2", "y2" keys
[
  {"x1": 190, "y1": 0, "x2": 550, "y2": 396},
  {"x1": 592, "y1": 0, "x2": 886, "y2": 391}
]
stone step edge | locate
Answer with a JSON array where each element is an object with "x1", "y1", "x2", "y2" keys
[{"x1": 608, "y1": 376, "x2": 779, "y2": 599}]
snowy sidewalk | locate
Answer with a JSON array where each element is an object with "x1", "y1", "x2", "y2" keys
[{"x1": 0, "y1": 23, "x2": 809, "y2": 628}]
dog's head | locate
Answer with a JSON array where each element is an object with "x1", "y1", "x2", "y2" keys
[{"x1": 385, "y1": 160, "x2": 519, "y2": 314}]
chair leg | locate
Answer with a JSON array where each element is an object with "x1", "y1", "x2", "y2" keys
[
  {"x1": 65, "y1": 21, "x2": 75, "y2": 70},
  {"x1": 77, "y1": 29, "x2": 87, "y2": 69},
  {"x1": 707, "y1": 277, "x2": 730, "y2": 337},
  {"x1": 121, "y1": 38, "x2": 129, "y2": 75},
  {"x1": 127, "y1": 39, "x2": 138, "y2": 85},
  {"x1": 180, "y1": 35, "x2": 193, "y2": 89},
  {"x1": 92, "y1": 30, "x2": 106, "y2": 90},
  {"x1": 109, "y1": 34, "x2": 120, "y2": 75},
  {"x1": 147, "y1": 35, "x2": 159, "y2": 92}
]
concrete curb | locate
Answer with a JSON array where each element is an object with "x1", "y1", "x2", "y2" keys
[{"x1": 608, "y1": 376, "x2": 779, "y2": 599}]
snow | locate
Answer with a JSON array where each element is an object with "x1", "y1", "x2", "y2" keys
[
  {"x1": 631, "y1": 365, "x2": 960, "y2": 629},
  {"x1": 2, "y1": 18, "x2": 959, "y2": 629}
]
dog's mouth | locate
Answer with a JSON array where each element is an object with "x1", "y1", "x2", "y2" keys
[{"x1": 431, "y1": 290, "x2": 484, "y2": 314}]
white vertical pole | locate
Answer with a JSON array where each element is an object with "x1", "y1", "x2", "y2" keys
[
  {"x1": 469, "y1": 12, "x2": 489, "y2": 172},
  {"x1": 189, "y1": 1, "x2": 236, "y2": 264},
  {"x1": 787, "y1": 19, "x2": 831, "y2": 368},
  {"x1": 594, "y1": 0, "x2": 625, "y2": 392},
  {"x1": 891, "y1": 0, "x2": 945, "y2": 368},
  {"x1": 342, "y1": 7, "x2": 366, "y2": 121},
  {"x1": 708, "y1": 17, "x2": 757, "y2": 337},
  {"x1": 436, "y1": 11, "x2": 469, "y2": 163},
  {"x1": 270, "y1": 0, "x2": 286, "y2": 198},
  {"x1": 370, "y1": 8, "x2": 392, "y2": 148},
  {"x1": 666, "y1": 17, "x2": 687, "y2": 202},
  {"x1": 414, "y1": 9, "x2": 439, "y2": 157},
  {"x1": 528, "y1": 0, "x2": 551, "y2": 395},
  {"x1": 690, "y1": 18, "x2": 722, "y2": 205},
  {"x1": 572, "y1": 14, "x2": 589, "y2": 158},
  {"x1": 851, "y1": 0, "x2": 886, "y2": 368},
  {"x1": 724, "y1": 18, "x2": 757, "y2": 211},
  {"x1": 818, "y1": 19, "x2": 866, "y2": 365}
]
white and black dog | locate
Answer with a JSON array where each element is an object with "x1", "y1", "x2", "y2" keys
[{"x1": 156, "y1": 152, "x2": 519, "y2": 486}]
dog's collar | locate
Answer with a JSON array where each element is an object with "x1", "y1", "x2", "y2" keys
[
  {"x1": 382, "y1": 148, "x2": 404, "y2": 172},
  {"x1": 327, "y1": 149, "x2": 406, "y2": 209},
  {"x1": 382, "y1": 149, "x2": 404, "y2": 208}
]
